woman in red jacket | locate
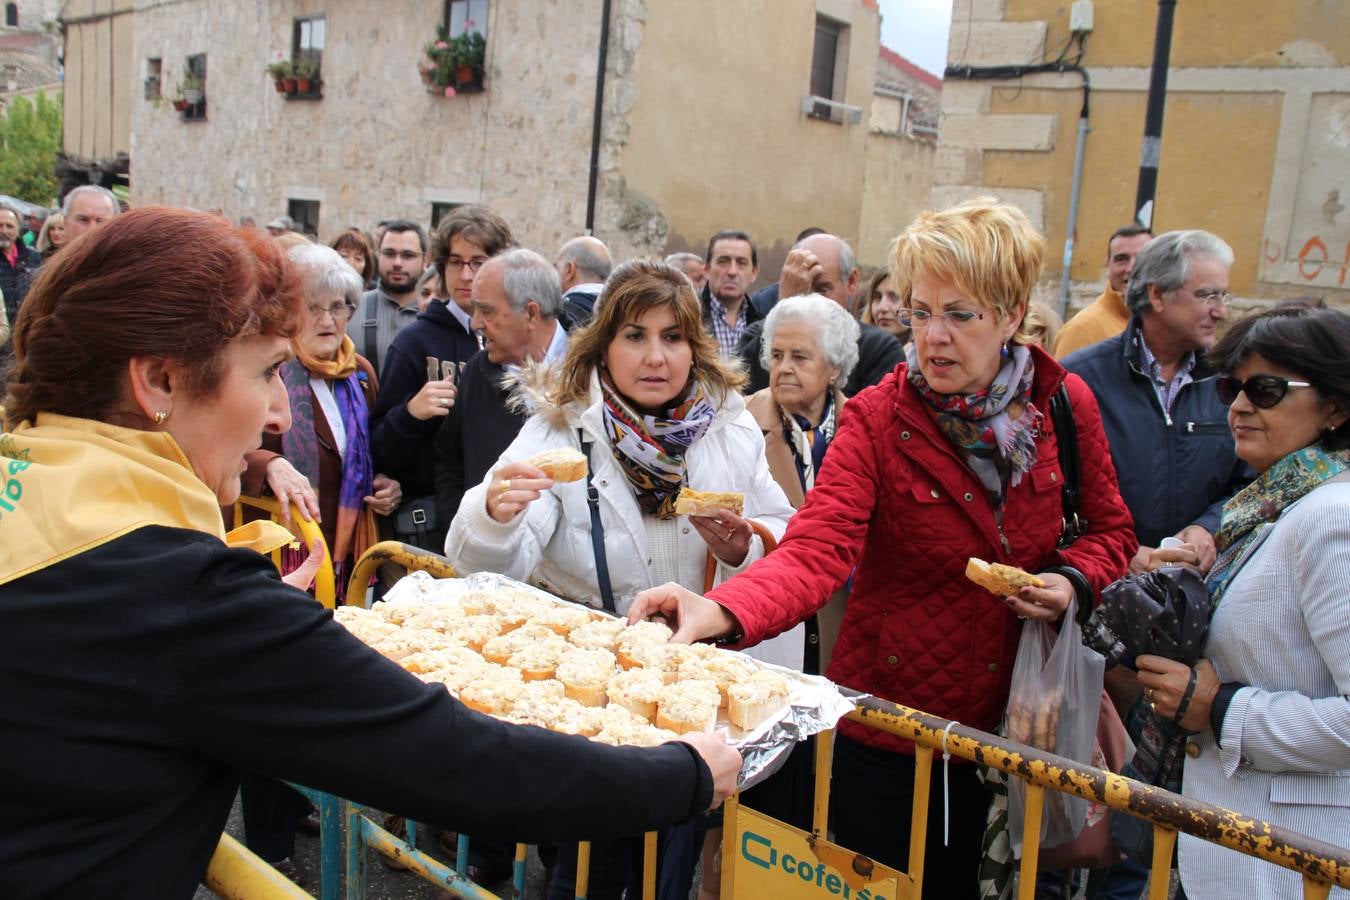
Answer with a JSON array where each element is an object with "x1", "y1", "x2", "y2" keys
[{"x1": 632, "y1": 197, "x2": 1136, "y2": 898}]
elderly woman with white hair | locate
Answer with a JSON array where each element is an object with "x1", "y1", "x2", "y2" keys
[{"x1": 242, "y1": 243, "x2": 402, "y2": 597}]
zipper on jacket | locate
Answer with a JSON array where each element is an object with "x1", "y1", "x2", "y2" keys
[{"x1": 997, "y1": 524, "x2": 1011, "y2": 556}]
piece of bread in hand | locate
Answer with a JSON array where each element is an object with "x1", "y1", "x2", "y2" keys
[
  {"x1": 673, "y1": 488, "x2": 745, "y2": 517},
  {"x1": 525, "y1": 447, "x2": 588, "y2": 482},
  {"x1": 965, "y1": 557, "x2": 1046, "y2": 596}
]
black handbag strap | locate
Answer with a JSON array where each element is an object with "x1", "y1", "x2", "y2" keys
[
  {"x1": 579, "y1": 429, "x2": 617, "y2": 614},
  {"x1": 1050, "y1": 382, "x2": 1085, "y2": 548},
  {"x1": 362, "y1": 290, "x2": 379, "y2": 367}
]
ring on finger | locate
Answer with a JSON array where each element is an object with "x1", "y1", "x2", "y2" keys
[{"x1": 499, "y1": 479, "x2": 511, "y2": 493}]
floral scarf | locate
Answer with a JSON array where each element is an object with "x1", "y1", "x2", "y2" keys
[
  {"x1": 1206, "y1": 441, "x2": 1350, "y2": 607},
  {"x1": 905, "y1": 343, "x2": 1041, "y2": 506},
  {"x1": 280, "y1": 336, "x2": 377, "y2": 574},
  {"x1": 599, "y1": 371, "x2": 718, "y2": 519}
]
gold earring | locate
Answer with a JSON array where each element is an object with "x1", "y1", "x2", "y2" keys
[{"x1": 153, "y1": 410, "x2": 168, "y2": 425}]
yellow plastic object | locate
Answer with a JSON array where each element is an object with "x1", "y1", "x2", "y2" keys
[
  {"x1": 233, "y1": 495, "x2": 335, "y2": 607},
  {"x1": 201, "y1": 833, "x2": 313, "y2": 899}
]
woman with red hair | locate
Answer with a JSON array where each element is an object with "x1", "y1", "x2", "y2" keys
[{"x1": 0, "y1": 207, "x2": 740, "y2": 897}]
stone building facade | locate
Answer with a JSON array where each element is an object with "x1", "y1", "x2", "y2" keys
[
  {"x1": 61, "y1": 0, "x2": 936, "y2": 278},
  {"x1": 933, "y1": 0, "x2": 1350, "y2": 312}
]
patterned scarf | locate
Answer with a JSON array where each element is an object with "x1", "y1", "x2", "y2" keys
[
  {"x1": 781, "y1": 391, "x2": 837, "y2": 493},
  {"x1": 1206, "y1": 441, "x2": 1350, "y2": 607},
  {"x1": 599, "y1": 370, "x2": 718, "y2": 519},
  {"x1": 280, "y1": 335, "x2": 377, "y2": 574},
  {"x1": 905, "y1": 343, "x2": 1041, "y2": 505}
]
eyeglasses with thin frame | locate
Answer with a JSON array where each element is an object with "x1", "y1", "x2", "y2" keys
[
  {"x1": 1216, "y1": 374, "x2": 1312, "y2": 409},
  {"x1": 1179, "y1": 286, "x2": 1232, "y2": 307},
  {"x1": 445, "y1": 256, "x2": 490, "y2": 274},
  {"x1": 897, "y1": 308, "x2": 986, "y2": 330},
  {"x1": 307, "y1": 302, "x2": 355, "y2": 321}
]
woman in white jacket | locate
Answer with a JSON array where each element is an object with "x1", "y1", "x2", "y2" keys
[
  {"x1": 1137, "y1": 305, "x2": 1350, "y2": 900},
  {"x1": 444, "y1": 257, "x2": 797, "y2": 900}
]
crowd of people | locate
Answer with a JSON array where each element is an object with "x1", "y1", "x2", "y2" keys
[{"x1": 0, "y1": 192, "x2": 1346, "y2": 900}]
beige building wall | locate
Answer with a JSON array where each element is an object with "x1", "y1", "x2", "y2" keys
[
  {"x1": 61, "y1": 0, "x2": 134, "y2": 161},
  {"x1": 129, "y1": 0, "x2": 612, "y2": 253},
  {"x1": 936, "y1": 0, "x2": 1350, "y2": 310},
  {"x1": 622, "y1": 0, "x2": 881, "y2": 280},
  {"x1": 858, "y1": 129, "x2": 935, "y2": 268}
]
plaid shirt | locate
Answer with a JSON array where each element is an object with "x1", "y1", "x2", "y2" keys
[
  {"x1": 707, "y1": 294, "x2": 749, "y2": 359},
  {"x1": 1138, "y1": 336, "x2": 1196, "y2": 416}
]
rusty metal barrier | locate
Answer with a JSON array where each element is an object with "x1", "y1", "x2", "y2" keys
[{"x1": 814, "y1": 695, "x2": 1350, "y2": 900}]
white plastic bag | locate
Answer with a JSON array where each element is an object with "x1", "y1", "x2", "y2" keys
[{"x1": 1005, "y1": 599, "x2": 1105, "y2": 855}]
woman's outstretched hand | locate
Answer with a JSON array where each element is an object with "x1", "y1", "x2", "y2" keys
[{"x1": 628, "y1": 581, "x2": 740, "y2": 645}]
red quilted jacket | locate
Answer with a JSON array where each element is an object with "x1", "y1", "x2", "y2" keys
[{"x1": 710, "y1": 347, "x2": 1136, "y2": 754}]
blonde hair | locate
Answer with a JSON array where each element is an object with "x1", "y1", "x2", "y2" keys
[
  {"x1": 551, "y1": 258, "x2": 745, "y2": 407},
  {"x1": 1022, "y1": 299, "x2": 1063, "y2": 350},
  {"x1": 890, "y1": 196, "x2": 1045, "y2": 338}
]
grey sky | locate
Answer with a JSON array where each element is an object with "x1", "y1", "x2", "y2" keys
[{"x1": 877, "y1": 0, "x2": 953, "y2": 79}]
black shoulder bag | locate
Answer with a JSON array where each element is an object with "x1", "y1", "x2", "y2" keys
[
  {"x1": 579, "y1": 429, "x2": 617, "y2": 614},
  {"x1": 1046, "y1": 383, "x2": 1094, "y2": 625},
  {"x1": 361, "y1": 291, "x2": 379, "y2": 366}
]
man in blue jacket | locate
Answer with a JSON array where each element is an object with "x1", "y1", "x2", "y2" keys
[{"x1": 1062, "y1": 229, "x2": 1251, "y2": 899}]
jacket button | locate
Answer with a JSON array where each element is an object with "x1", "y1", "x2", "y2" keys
[
  {"x1": 600, "y1": 479, "x2": 608, "y2": 486},
  {"x1": 682, "y1": 527, "x2": 690, "y2": 535},
  {"x1": 987, "y1": 662, "x2": 998, "y2": 672},
  {"x1": 886, "y1": 655, "x2": 898, "y2": 666},
  {"x1": 1185, "y1": 741, "x2": 1201, "y2": 759},
  {"x1": 808, "y1": 633, "x2": 819, "y2": 644},
  {"x1": 647, "y1": 559, "x2": 653, "y2": 566},
  {"x1": 929, "y1": 488, "x2": 940, "y2": 499},
  {"x1": 964, "y1": 492, "x2": 974, "y2": 502},
  {"x1": 901, "y1": 431, "x2": 911, "y2": 440}
]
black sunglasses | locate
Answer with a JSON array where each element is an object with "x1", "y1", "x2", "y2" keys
[{"x1": 1216, "y1": 374, "x2": 1313, "y2": 408}]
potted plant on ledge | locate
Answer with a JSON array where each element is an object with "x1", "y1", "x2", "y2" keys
[
  {"x1": 181, "y1": 74, "x2": 204, "y2": 106},
  {"x1": 448, "y1": 28, "x2": 486, "y2": 91},
  {"x1": 294, "y1": 57, "x2": 320, "y2": 96},
  {"x1": 266, "y1": 59, "x2": 293, "y2": 94}
]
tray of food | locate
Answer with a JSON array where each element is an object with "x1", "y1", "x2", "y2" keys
[{"x1": 334, "y1": 570, "x2": 857, "y2": 787}]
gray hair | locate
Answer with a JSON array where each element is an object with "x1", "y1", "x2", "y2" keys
[
  {"x1": 1125, "y1": 229, "x2": 1234, "y2": 315},
  {"x1": 415, "y1": 264, "x2": 439, "y2": 294},
  {"x1": 797, "y1": 233, "x2": 857, "y2": 283},
  {"x1": 287, "y1": 243, "x2": 363, "y2": 309},
  {"x1": 665, "y1": 252, "x2": 702, "y2": 268},
  {"x1": 499, "y1": 248, "x2": 563, "y2": 316},
  {"x1": 61, "y1": 185, "x2": 120, "y2": 219},
  {"x1": 760, "y1": 293, "x2": 861, "y2": 388},
  {"x1": 558, "y1": 236, "x2": 612, "y2": 282}
]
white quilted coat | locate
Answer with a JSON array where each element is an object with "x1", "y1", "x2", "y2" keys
[{"x1": 444, "y1": 374, "x2": 804, "y2": 669}]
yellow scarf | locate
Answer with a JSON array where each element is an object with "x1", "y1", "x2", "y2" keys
[
  {"x1": 0, "y1": 414, "x2": 294, "y2": 587},
  {"x1": 296, "y1": 334, "x2": 359, "y2": 380}
]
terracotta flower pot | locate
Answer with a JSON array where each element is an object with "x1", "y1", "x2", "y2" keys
[
  {"x1": 281, "y1": 77, "x2": 297, "y2": 94},
  {"x1": 296, "y1": 77, "x2": 312, "y2": 94},
  {"x1": 273, "y1": 79, "x2": 287, "y2": 93},
  {"x1": 172, "y1": 99, "x2": 189, "y2": 112},
  {"x1": 455, "y1": 64, "x2": 476, "y2": 86}
]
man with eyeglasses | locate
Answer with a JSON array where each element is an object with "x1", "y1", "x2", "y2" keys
[
  {"x1": 346, "y1": 219, "x2": 428, "y2": 372},
  {"x1": 1061, "y1": 228, "x2": 1252, "y2": 900},
  {"x1": 367, "y1": 207, "x2": 513, "y2": 554}
]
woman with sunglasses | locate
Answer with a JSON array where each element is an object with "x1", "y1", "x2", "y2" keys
[
  {"x1": 1134, "y1": 304, "x2": 1350, "y2": 900},
  {"x1": 631, "y1": 198, "x2": 1137, "y2": 898}
]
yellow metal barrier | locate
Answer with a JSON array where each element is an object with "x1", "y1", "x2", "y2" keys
[
  {"x1": 233, "y1": 495, "x2": 336, "y2": 607},
  {"x1": 343, "y1": 540, "x2": 457, "y2": 605},
  {"x1": 202, "y1": 833, "x2": 313, "y2": 899},
  {"x1": 824, "y1": 696, "x2": 1350, "y2": 899}
]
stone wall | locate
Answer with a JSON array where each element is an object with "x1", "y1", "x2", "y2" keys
[
  {"x1": 129, "y1": 0, "x2": 613, "y2": 256},
  {"x1": 857, "y1": 129, "x2": 935, "y2": 268}
]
